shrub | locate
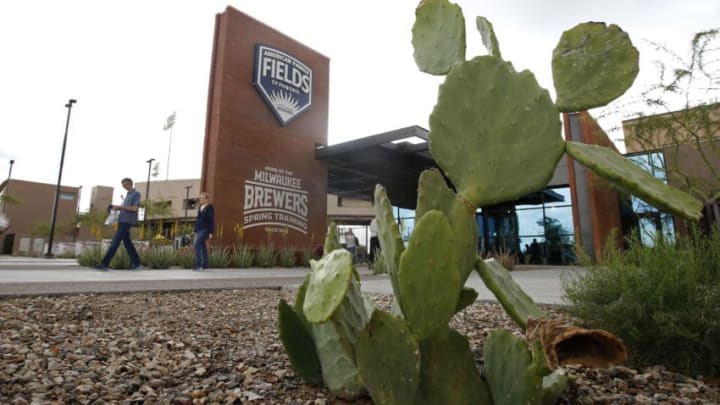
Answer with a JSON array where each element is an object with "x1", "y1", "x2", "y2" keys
[
  {"x1": 77, "y1": 244, "x2": 104, "y2": 267},
  {"x1": 562, "y1": 230, "x2": 720, "y2": 376},
  {"x1": 277, "y1": 245, "x2": 297, "y2": 267},
  {"x1": 208, "y1": 246, "x2": 230, "y2": 268},
  {"x1": 109, "y1": 246, "x2": 132, "y2": 269},
  {"x1": 175, "y1": 247, "x2": 195, "y2": 269},
  {"x1": 485, "y1": 247, "x2": 517, "y2": 271},
  {"x1": 254, "y1": 243, "x2": 275, "y2": 268},
  {"x1": 231, "y1": 245, "x2": 254, "y2": 268},
  {"x1": 301, "y1": 245, "x2": 321, "y2": 268},
  {"x1": 142, "y1": 246, "x2": 175, "y2": 269}
]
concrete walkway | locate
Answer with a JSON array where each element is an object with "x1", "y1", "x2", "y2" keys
[{"x1": 0, "y1": 256, "x2": 580, "y2": 304}]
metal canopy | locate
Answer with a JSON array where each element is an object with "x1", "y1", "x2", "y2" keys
[
  {"x1": 315, "y1": 126, "x2": 435, "y2": 209},
  {"x1": 316, "y1": 126, "x2": 565, "y2": 210}
]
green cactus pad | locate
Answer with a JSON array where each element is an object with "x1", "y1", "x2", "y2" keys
[
  {"x1": 476, "y1": 258, "x2": 546, "y2": 330},
  {"x1": 565, "y1": 141, "x2": 703, "y2": 220},
  {"x1": 484, "y1": 329, "x2": 544, "y2": 405},
  {"x1": 429, "y1": 56, "x2": 565, "y2": 207},
  {"x1": 542, "y1": 368, "x2": 569, "y2": 405},
  {"x1": 310, "y1": 320, "x2": 366, "y2": 399},
  {"x1": 398, "y1": 210, "x2": 460, "y2": 340},
  {"x1": 415, "y1": 327, "x2": 492, "y2": 404},
  {"x1": 277, "y1": 299, "x2": 323, "y2": 385},
  {"x1": 416, "y1": 168, "x2": 478, "y2": 284},
  {"x1": 552, "y1": 22, "x2": 639, "y2": 112},
  {"x1": 374, "y1": 185, "x2": 407, "y2": 312},
  {"x1": 356, "y1": 311, "x2": 421, "y2": 405},
  {"x1": 324, "y1": 222, "x2": 342, "y2": 256},
  {"x1": 303, "y1": 249, "x2": 354, "y2": 323},
  {"x1": 455, "y1": 287, "x2": 479, "y2": 314},
  {"x1": 412, "y1": 0, "x2": 466, "y2": 75},
  {"x1": 476, "y1": 16, "x2": 502, "y2": 59}
]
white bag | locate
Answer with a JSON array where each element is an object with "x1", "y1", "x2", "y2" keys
[{"x1": 105, "y1": 209, "x2": 119, "y2": 226}]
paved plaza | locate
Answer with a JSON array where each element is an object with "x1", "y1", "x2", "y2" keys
[{"x1": 0, "y1": 256, "x2": 579, "y2": 304}]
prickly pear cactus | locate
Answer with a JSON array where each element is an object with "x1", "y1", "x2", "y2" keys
[
  {"x1": 552, "y1": 22, "x2": 639, "y2": 112},
  {"x1": 565, "y1": 141, "x2": 703, "y2": 221},
  {"x1": 398, "y1": 210, "x2": 460, "y2": 340},
  {"x1": 355, "y1": 311, "x2": 421, "y2": 405},
  {"x1": 428, "y1": 55, "x2": 565, "y2": 207},
  {"x1": 412, "y1": 0, "x2": 465, "y2": 75},
  {"x1": 484, "y1": 329, "x2": 544, "y2": 404},
  {"x1": 475, "y1": 16, "x2": 501, "y2": 58},
  {"x1": 416, "y1": 168, "x2": 477, "y2": 285}
]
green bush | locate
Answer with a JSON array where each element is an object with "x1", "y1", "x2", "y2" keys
[
  {"x1": 562, "y1": 229, "x2": 720, "y2": 377},
  {"x1": 208, "y1": 246, "x2": 230, "y2": 268},
  {"x1": 142, "y1": 246, "x2": 175, "y2": 269},
  {"x1": 231, "y1": 244, "x2": 254, "y2": 268},
  {"x1": 175, "y1": 247, "x2": 195, "y2": 269},
  {"x1": 77, "y1": 244, "x2": 104, "y2": 267},
  {"x1": 277, "y1": 245, "x2": 297, "y2": 267},
  {"x1": 301, "y1": 245, "x2": 320, "y2": 268},
  {"x1": 254, "y1": 243, "x2": 275, "y2": 268},
  {"x1": 109, "y1": 246, "x2": 132, "y2": 269}
]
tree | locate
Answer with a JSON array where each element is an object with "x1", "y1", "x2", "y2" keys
[{"x1": 620, "y1": 29, "x2": 720, "y2": 204}]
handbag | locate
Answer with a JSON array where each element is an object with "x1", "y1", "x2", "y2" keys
[{"x1": 105, "y1": 209, "x2": 119, "y2": 226}]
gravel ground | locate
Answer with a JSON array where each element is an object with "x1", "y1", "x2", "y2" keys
[{"x1": 1, "y1": 289, "x2": 718, "y2": 404}]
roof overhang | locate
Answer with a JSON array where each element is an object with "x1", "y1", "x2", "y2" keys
[
  {"x1": 316, "y1": 126, "x2": 434, "y2": 209},
  {"x1": 316, "y1": 126, "x2": 565, "y2": 210}
]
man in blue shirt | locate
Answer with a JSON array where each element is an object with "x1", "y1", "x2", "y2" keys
[{"x1": 96, "y1": 178, "x2": 143, "y2": 270}]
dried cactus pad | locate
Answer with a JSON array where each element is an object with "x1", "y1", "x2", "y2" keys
[
  {"x1": 303, "y1": 249, "x2": 354, "y2": 323},
  {"x1": 552, "y1": 22, "x2": 639, "y2": 112},
  {"x1": 526, "y1": 317, "x2": 628, "y2": 369},
  {"x1": 565, "y1": 141, "x2": 703, "y2": 221},
  {"x1": 429, "y1": 56, "x2": 565, "y2": 207},
  {"x1": 412, "y1": 0, "x2": 466, "y2": 75}
]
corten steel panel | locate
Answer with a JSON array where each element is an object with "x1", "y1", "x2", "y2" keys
[
  {"x1": 202, "y1": 7, "x2": 329, "y2": 249},
  {"x1": 564, "y1": 112, "x2": 623, "y2": 260}
]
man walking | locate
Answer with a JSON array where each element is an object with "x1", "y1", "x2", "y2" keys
[{"x1": 95, "y1": 178, "x2": 143, "y2": 271}]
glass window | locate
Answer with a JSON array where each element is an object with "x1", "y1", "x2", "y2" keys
[
  {"x1": 544, "y1": 187, "x2": 572, "y2": 208},
  {"x1": 516, "y1": 208, "x2": 544, "y2": 236},
  {"x1": 59, "y1": 192, "x2": 75, "y2": 201}
]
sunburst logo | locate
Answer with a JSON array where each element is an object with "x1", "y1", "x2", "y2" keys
[
  {"x1": 269, "y1": 90, "x2": 300, "y2": 115},
  {"x1": 253, "y1": 44, "x2": 313, "y2": 127}
]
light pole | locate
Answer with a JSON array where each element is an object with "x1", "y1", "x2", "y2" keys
[
  {"x1": 145, "y1": 158, "x2": 155, "y2": 203},
  {"x1": 46, "y1": 99, "x2": 77, "y2": 258},
  {"x1": 2, "y1": 159, "x2": 14, "y2": 214},
  {"x1": 184, "y1": 185, "x2": 192, "y2": 221}
]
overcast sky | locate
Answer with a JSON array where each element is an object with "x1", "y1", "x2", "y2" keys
[{"x1": 1, "y1": 0, "x2": 718, "y2": 210}]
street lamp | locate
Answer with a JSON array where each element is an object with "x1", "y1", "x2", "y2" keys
[
  {"x1": 46, "y1": 99, "x2": 77, "y2": 258},
  {"x1": 184, "y1": 185, "x2": 192, "y2": 220},
  {"x1": 2, "y1": 159, "x2": 14, "y2": 214}
]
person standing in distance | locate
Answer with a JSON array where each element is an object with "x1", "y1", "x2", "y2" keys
[
  {"x1": 96, "y1": 178, "x2": 143, "y2": 271},
  {"x1": 369, "y1": 217, "x2": 379, "y2": 267},
  {"x1": 193, "y1": 192, "x2": 215, "y2": 271}
]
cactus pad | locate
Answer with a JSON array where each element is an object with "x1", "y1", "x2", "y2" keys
[
  {"x1": 455, "y1": 286, "x2": 478, "y2": 314},
  {"x1": 476, "y1": 258, "x2": 546, "y2": 330},
  {"x1": 476, "y1": 16, "x2": 502, "y2": 58},
  {"x1": 484, "y1": 329, "x2": 544, "y2": 405},
  {"x1": 324, "y1": 222, "x2": 342, "y2": 256},
  {"x1": 412, "y1": 0, "x2": 466, "y2": 75},
  {"x1": 552, "y1": 22, "x2": 639, "y2": 112},
  {"x1": 416, "y1": 327, "x2": 492, "y2": 404},
  {"x1": 398, "y1": 210, "x2": 460, "y2": 340},
  {"x1": 565, "y1": 141, "x2": 703, "y2": 220},
  {"x1": 542, "y1": 368, "x2": 569, "y2": 405},
  {"x1": 416, "y1": 168, "x2": 478, "y2": 284},
  {"x1": 303, "y1": 249, "x2": 354, "y2": 323},
  {"x1": 277, "y1": 299, "x2": 323, "y2": 384},
  {"x1": 374, "y1": 185, "x2": 407, "y2": 312},
  {"x1": 310, "y1": 320, "x2": 366, "y2": 399},
  {"x1": 356, "y1": 311, "x2": 421, "y2": 405},
  {"x1": 429, "y1": 55, "x2": 565, "y2": 207}
]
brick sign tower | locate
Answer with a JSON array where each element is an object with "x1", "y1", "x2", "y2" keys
[{"x1": 202, "y1": 6, "x2": 329, "y2": 249}]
